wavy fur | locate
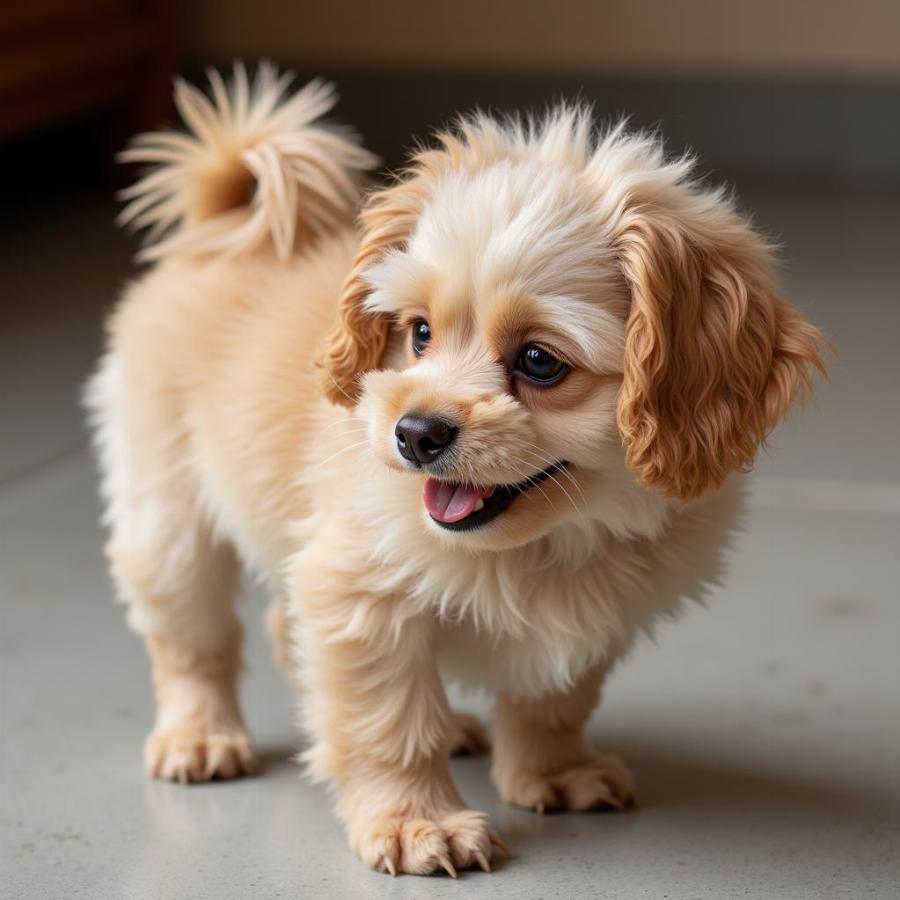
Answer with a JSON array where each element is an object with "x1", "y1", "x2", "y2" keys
[{"x1": 89, "y1": 87, "x2": 825, "y2": 876}]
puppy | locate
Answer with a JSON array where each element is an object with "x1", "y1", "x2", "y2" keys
[{"x1": 86, "y1": 63, "x2": 825, "y2": 876}]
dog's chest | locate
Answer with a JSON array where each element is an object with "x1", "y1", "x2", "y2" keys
[
  {"x1": 426, "y1": 489, "x2": 742, "y2": 699},
  {"x1": 436, "y1": 617, "x2": 624, "y2": 700},
  {"x1": 430, "y1": 545, "x2": 638, "y2": 698}
]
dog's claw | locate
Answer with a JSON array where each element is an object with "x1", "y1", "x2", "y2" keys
[
  {"x1": 360, "y1": 809, "x2": 497, "y2": 875},
  {"x1": 490, "y1": 832, "x2": 512, "y2": 859}
]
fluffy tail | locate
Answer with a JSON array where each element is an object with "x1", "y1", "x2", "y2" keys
[{"x1": 117, "y1": 62, "x2": 378, "y2": 261}]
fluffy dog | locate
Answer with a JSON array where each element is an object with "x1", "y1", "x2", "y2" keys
[{"x1": 86, "y1": 64, "x2": 825, "y2": 876}]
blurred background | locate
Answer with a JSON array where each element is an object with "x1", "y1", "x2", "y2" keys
[
  {"x1": 4, "y1": 1, "x2": 900, "y2": 183},
  {"x1": 2, "y1": 3, "x2": 899, "y2": 899}
]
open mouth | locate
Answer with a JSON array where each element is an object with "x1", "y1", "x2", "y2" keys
[{"x1": 423, "y1": 462, "x2": 567, "y2": 531}]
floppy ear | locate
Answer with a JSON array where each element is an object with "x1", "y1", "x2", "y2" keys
[
  {"x1": 316, "y1": 173, "x2": 431, "y2": 406},
  {"x1": 611, "y1": 173, "x2": 826, "y2": 501}
]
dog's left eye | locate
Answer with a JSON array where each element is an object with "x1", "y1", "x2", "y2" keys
[
  {"x1": 515, "y1": 344, "x2": 568, "y2": 385},
  {"x1": 411, "y1": 320, "x2": 431, "y2": 356}
]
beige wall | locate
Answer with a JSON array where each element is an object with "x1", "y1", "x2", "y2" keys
[{"x1": 181, "y1": 0, "x2": 900, "y2": 77}]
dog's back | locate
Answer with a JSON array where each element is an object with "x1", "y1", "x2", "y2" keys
[{"x1": 86, "y1": 63, "x2": 374, "y2": 576}]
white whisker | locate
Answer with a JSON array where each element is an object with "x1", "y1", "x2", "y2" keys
[
  {"x1": 313, "y1": 439, "x2": 372, "y2": 471},
  {"x1": 315, "y1": 425, "x2": 369, "y2": 440},
  {"x1": 316, "y1": 415, "x2": 366, "y2": 434},
  {"x1": 506, "y1": 455, "x2": 558, "y2": 514},
  {"x1": 512, "y1": 450, "x2": 582, "y2": 516},
  {"x1": 324, "y1": 369, "x2": 359, "y2": 406},
  {"x1": 519, "y1": 443, "x2": 586, "y2": 505}
]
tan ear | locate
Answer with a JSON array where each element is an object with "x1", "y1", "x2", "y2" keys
[
  {"x1": 316, "y1": 174, "x2": 431, "y2": 406},
  {"x1": 614, "y1": 192, "x2": 826, "y2": 500}
]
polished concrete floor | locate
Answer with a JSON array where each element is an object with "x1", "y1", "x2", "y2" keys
[{"x1": 1, "y1": 180, "x2": 899, "y2": 899}]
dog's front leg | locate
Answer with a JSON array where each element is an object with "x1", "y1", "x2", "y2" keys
[
  {"x1": 491, "y1": 664, "x2": 635, "y2": 813},
  {"x1": 291, "y1": 558, "x2": 503, "y2": 876}
]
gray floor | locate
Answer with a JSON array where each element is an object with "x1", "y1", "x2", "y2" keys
[{"x1": 2, "y1": 180, "x2": 899, "y2": 899}]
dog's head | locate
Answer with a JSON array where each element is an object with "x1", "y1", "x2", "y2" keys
[{"x1": 317, "y1": 111, "x2": 825, "y2": 550}]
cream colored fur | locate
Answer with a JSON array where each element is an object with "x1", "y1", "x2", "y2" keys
[{"x1": 86, "y1": 65, "x2": 824, "y2": 875}]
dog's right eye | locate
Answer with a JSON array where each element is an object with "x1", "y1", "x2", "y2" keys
[{"x1": 411, "y1": 320, "x2": 432, "y2": 356}]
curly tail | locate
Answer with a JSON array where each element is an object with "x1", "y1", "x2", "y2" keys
[{"x1": 117, "y1": 62, "x2": 378, "y2": 261}]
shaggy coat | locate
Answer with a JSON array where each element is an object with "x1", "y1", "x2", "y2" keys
[{"x1": 87, "y1": 64, "x2": 824, "y2": 876}]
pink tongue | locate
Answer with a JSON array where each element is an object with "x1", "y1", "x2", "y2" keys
[{"x1": 424, "y1": 479, "x2": 495, "y2": 523}]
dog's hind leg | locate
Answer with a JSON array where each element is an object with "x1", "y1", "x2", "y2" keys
[
  {"x1": 106, "y1": 512, "x2": 255, "y2": 782},
  {"x1": 90, "y1": 359, "x2": 255, "y2": 783}
]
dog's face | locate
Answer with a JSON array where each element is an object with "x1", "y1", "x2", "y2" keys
[
  {"x1": 354, "y1": 159, "x2": 630, "y2": 549},
  {"x1": 318, "y1": 112, "x2": 824, "y2": 550}
]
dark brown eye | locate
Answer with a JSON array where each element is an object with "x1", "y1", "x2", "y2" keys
[
  {"x1": 515, "y1": 344, "x2": 568, "y2": 385},
  {"x1": 412, "y1": 320, "x2": 431, "y2": 356}
]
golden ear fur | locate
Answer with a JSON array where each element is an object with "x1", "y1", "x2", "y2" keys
[
  {"x1": 613, "y1": 191, "x2": 826, "y2": 500},
  {"x1": 317, "y1": 168, "x2": 440, "y2": 406},
  {"x1": 316, "y1": 193, "x2": 401, "y2": 406},
  {"x1": 316, "y1": 125, "x2": 511, "y2": 406}
]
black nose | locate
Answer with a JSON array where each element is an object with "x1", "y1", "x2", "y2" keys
[{"x1": 394, "y1": 414, "x2": 458, "y2": 465}]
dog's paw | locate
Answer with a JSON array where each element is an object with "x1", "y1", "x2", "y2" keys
[
  {"x1": 447, "y1": 710, "x2": 489, "y2": 756},
  {"x1": 144, "y1": 725, "x2": 256, "y2": 783},
  {"x1": 498, "y1": 755, "x2": 634, "y2": 813},
  {"x1": 356, "y1": 809, "x2": 507, "y2": 876}
]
